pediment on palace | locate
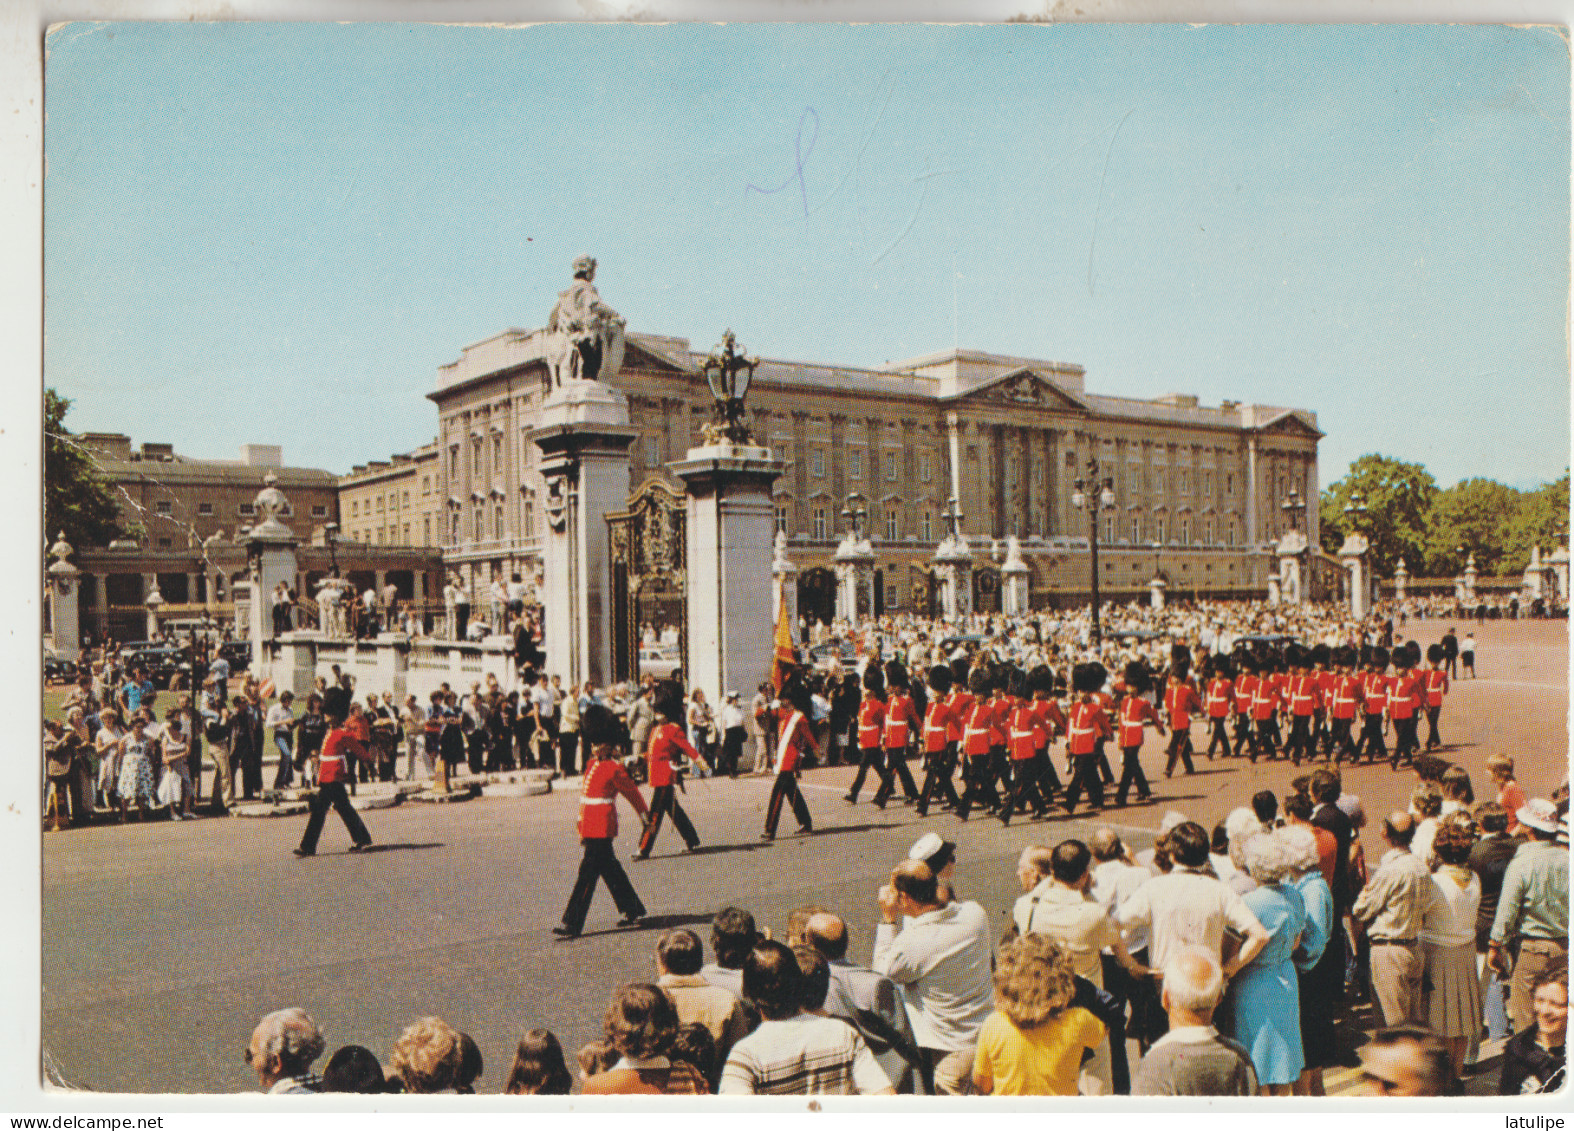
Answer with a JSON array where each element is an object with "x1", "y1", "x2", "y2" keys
[
  {"x1": 623, "y1": 339, "x2": 696, "y2": 374},
  {"x1": 1256, "y1": 410, "x2": 1324, "y2": 439},
  {"x1": 943, "y1": 367, "x2": 1088, "y2": 412}
]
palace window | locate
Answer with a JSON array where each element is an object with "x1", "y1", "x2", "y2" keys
[
  {"x1": 812, "y1": 449, "x2": 825, "y2": 478},
  {"x1": 524, "y1": 491, "x2": 535, "y2": 537},
  {"x1": 1226, "y1": 522, "x2": 1236, "y2": 547},
  {"x1": 1131, "y1": 516, "x2": 1141, "y2": 542},
  {"x1": 450, "y1": 511, "x2": 460, "y2": 543},
  {"x1": 311, "y1": 505, "x2": 327, "y2": 518},
  {"x1": 402, "y1": 491, "x2": 409, "y2": 508},
  {"x1": 473, "y1": 438, "x2": 484, "y2": 480},
  {"x1": 775, "y1": 506, "x2": 788, "y2": 534},
  {"x1": 849, "y1": 449, "x2": 862, "y2": 479},
  {"x1": 885, "y1": 451, "x2": 897, "y2": 481},
  {"x1": 197, "y1": 502, "x2": 213, "y2": 516},
  {"x1": 921, "y1": 453, "x2": 932, "y2": 483},
  {"x1": 1203, "y1": 471, "x2": 1213, "y2": 495},
  {"x1": 350, "y1": 501, "x2": 358, "y2": 517},
  {"x1": 495, "y1": 504, "x2": 505, "y2": 540},
  {"x1": 157, "y1": 537, "x2": 171, "y2": 549},
  {"x1": 922, "y1": 511, "x2": 933, "y2": 541},
  {"x1": 423, "y1": 516, "x2": 431, "y2": 545},
  {"x1": 238, "y1": 502, "x2": 255, "y2": 516},
  {"x1": 1007, "y1": 456, "x2": 1019, "y2": 488},
  {"x1": 1179, "y1": 471, "x2": 1190, "y2": 494},
  {"x1": 155, "y1": 500, "x2": 172, "y2": 515},
  {"x1": 403, "y1": 523, "x2": 411, "y2": 542},
  {"x1": 377, "y1": 497, "x2": 385, "y2": 513},
  {"x1": 645, "y1": 436, "x2": 660, "y2": 466},
  {"x1": 813, "y1": 508, "x2": 827, "y2": 540},
  {"x1": 472, "y1": 503, "x2": 483, "y2": 542},
  {"x1": 422, "y1": 476, "x2": 431, "y2": 497},
  {"x1": 1155, "y1": 470, "x2": 1166, "y2": 494},
  {"x1": 1181, "y1": 517, "x2": 1192, "y2": 544},
  {"x1": 885, "y1": 510, "x2": 898, "y2": 541},
  {"x1": 493, "y1": 434, "x2": 503, "y2": 471},
  {"x1": 1155, "y1": 518, "x2": 1166, "y2": 544},
  {"x1": 1206, "y1": 518, "x2": 1216, "y2": 544},
  {"x1": 448, "y1": 446, "x2": 459, "y2": 480},
  {"x1": 377, "y1": 527, "x2": 385, "y2": 544},
  {"x1": 1104, "y1": 516, "x2": 1115, "y2": 543}
]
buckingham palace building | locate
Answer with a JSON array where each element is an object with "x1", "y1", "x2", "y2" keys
[{"x1": 422, "y1": 323, "x2": 1323, "y2": 623}]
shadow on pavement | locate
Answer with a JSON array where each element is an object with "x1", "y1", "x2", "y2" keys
[
  {"x1": 566, "y1": 912, "x2": 713, "y2": 940},
  {"x1": 354, "y1": 842, "x2": 445, "y2": 854}
]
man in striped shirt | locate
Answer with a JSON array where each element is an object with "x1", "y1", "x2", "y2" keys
[{"x1": 719, "y1": 940, "x2": 894, "y2": 1095}]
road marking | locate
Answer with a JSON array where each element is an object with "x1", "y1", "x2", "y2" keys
[{"x1": 1455, "y1": 679, "x2": 1568, "y2": 692}]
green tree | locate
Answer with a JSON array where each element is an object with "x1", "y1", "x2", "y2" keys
[
  {"x1": 44, "y1": 388, "x2": 123, "y2": 554},
  {"x1": 1422, "y1": 477, "x2": 1520, "y2": 577},
  {"x1": 1319, "y1": 454, "x2": 1437, "y2": 578},
  {"x1": 1500, "y1": 470, "x2": 1570, "y2": 574}
]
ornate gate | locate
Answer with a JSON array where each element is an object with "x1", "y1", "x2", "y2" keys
[
  {"x1": 607, "y1": 478, "x2": 688, "y2": 686},
  {"x1": 797, "y1": 566, "x2": 836, "y2": 630},
  {"x1": 973, "y1": 565, "x2": 1002, "y2": 614}
]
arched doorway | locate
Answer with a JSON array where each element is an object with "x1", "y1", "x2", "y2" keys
[
  {"x1": 798, "y1": 567, "x2": 836, "y2": 631},
  {"x1": 973, "y1": 566, "x2": 1001, "y2": 614}
]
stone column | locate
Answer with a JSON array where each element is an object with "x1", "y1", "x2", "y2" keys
[
  {"x1": 1341, "y1": 533, "x2": 1370, "y2": 619},
  {"x1": 1276, "y1": 531, "x2": 1307, "y2": 606},
  {"x1": 375, "y1": 630, "x2": 410, "y2": 701},
  {"x1": 1149, "y1": 574, "x2": 1167, "y2": 610},
  {"x1": 772, "y1": 530, "x2": 798, "y2": 634},
  {"x1": 276, "y1": 630, "x2": 320, "y2": 700},
  {"x1": 46, "y1": 534, "x2": 82, "y2": 661},
  {"x1": 1245, "y1": 434, "x2": 1260, "y2": 546},
  {"x1": 144, "y1": 577, "x2": 164, "y2": 641},
  {"x1": 1001, "y1": 535, "x2": 1030, "y2": 616},
  {"x1": 243, "y1": 473, "x2": 302, "y2": 676},
  {"x1": 1394, "y1": 559, "x2": 1409, "y2": 603},
  {"x1": 671, "y1": 439, "x2": 785, "y2": 710},
  {"x1": 529, "y1": 381, "x2": 638, "y2": 689},
  {"x1": 1267, "y1": 572, "x2": 1282, "y2": 606},
  {"x1": 833, "y1": 535, "x2": 876, "y2": 623},
  {"x1": 1463, "y1": 553, "x2": 1479, "y2": 603}
]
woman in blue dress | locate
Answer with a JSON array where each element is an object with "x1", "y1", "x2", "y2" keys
[
  {"x1": 1281, "y1": 821, "x2": 1335, "y2": 1095},
  {"x1": 1229, "y1": 830, "x2": 1308, "y2": 1095}
]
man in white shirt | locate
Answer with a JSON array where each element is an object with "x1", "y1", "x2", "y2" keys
[
  {"x1": 718, "y1": 690, "x2": 748, "y2": 778},
  {"x1": 872, "y1": 859, "x2": 993, "y2": 1094},
  {"x1": 719, "y1": 941, "x2": 893, "y2": 1095},
  {"x1": 1116, "y1": 821, "x2": 1269, "y2": 992},
  {"x1": 265, "y1": 691, "x2": 298, "y2": 789}
]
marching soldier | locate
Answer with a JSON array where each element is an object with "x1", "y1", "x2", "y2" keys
[
  {"x1": 955, "y1": 669, "x2": 1005, "y2": 820},
  {"x1": 633, "y1": 686, "x2": 708, "y2": 860},
  {"x1": 844, "y1": 666, "x2": 889, "y2": 805},
  {"x1": 761, "y1": 682, "x2": 817, "y2": 840},
  {"x1": 555, "y1": 703, "x2": 649, "y2": 938},
  {"x1": 1062, "y1": 662, "x2": 1112, "y2": 816},
  {"x1": 1247, "y1": 650, "x2": 1281, "y2": 763},
  {"x1": 1162, "y1": 658, "x2": 1200, "y2": 777},
  {"x1": 1231, "y1": 654, "x2": 1259, "y2": 758},
  {"x1": 998, "y1": 671, "x2": 1050, "y2": 826},
  {"x1": 294, "y1": 687, "x2": 374, "y2": 858},
  {"x1": 1328, "y1": 646, "x2": 1362, "y2": 763},
  {"x1": 1029, "y1": 665, "x2": 1066, "y2": 803},
  {"x1": 1355, "y1": 646, "x2": 1391, "y2": 764},
  {"x1": 872, "y1": 662, "x2": 922, "y2": 808},
  {"x1": 1115, "y1": 661, "x2": 1163, "y2": 806},
  {"x1": 1282, "y1": 644, "x2": 1321, "y2": 767},
  {"x1": 1202, "y1": 654, "x2": 1234, "y2": 759},
  {"x1": 1423, "y1": 642, "x2": 1450, "y2": 750},
  {"x1": 915, "y1": 664, "x2": 961, "y2": 818},
  {"x1": 1387, "y1": 642, "x2": 1424, "y2": 768}
]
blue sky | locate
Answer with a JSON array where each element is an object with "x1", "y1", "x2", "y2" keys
[{"x1": 43, "y1": 21, "x2": 1570, "y2": 490}]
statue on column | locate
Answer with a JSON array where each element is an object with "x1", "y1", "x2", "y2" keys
[{"x1": 545, "y1": 255, "x2": 626, "y2": 389}]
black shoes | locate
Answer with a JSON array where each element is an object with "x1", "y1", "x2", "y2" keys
[
  {"x1": 617, "y1": 912, "x2": 645, "y2": 927},
  {"x1": 552, "y1": 925, "x2": 580, "y2": 938},
  {"x1": 349, "y1": 841, "x2": 372, "y2": 853},
  {"x1": 292, "y1": 847, "x2": 314, "y2": 857}
]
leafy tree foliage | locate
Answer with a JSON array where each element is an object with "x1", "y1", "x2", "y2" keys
[
  {"x1": 1318, "y1": 454, "x2": 1437, "y2": 577},
  {"x1": 1422, "y1": 477, "x2": 1519, "y2": 576},
  {"x1": 44, "y1": 388, "x2": 123, "y2": 555},
  {"x1": 1500, "y1": 471, "x2": 1570, "y2": 575}
]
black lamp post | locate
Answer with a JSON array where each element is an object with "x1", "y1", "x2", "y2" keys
[
  {"x1": 1071, "y1": 456, "x2": 1116, "y2": 645},
  {"x1": 324, "y1": 521, "x2": 341, "y2": 579}
]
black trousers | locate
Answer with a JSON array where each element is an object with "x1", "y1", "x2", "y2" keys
[
  {"x1": 1231, "y1": 714, "x2": 1253, "y2": 757},
  {"x1": 1063, "y1": 753, "x2": 1104, "y2": 812},
  {"x1": 467, "y1": 730, "x2": 487, "y2": 774},
  {"x1": 299, "y1": 781, "x2": 371, "y2": 853},
  {"x1": 1116, "y1": 745, "x2": 1151, "y2": 804},
  {"x1": 1330, "y1": 717, "x2": 1357, "y2": 762},
  {"x1": 1390, "y1": 716, "x2": 1419, "y2": 766},
  {"x1": 561, "y1": 838, "x2": 645, "y2": 933},
  {"x1": 1283, "y1": 714, "x2": 1314, "y2": 765},
  {"x1": 638, "y1": 784, "x2": 699, "y2": 856},
  {"x1": 558, "y1": 731, "x2": 579, "y2": 776},
  {"x1": 1095, "y1": 740, "x2": 1115, "y2": 785},
  {"x1": 1249, "y1": 718, "x2": 1274, "y2": 762},
  {"x1": 1424, "y1": 705, "x2": 1442, "y2": 749},
  {"x1": 764, "y1": 771, "x2": 812, "y2": 838},
  {"x1": 999, "y1": 757, "x2": 1049, "y2": 824},
  {"x1": 915, "y1": 747, "x2": 960, "y2": 817},
  {"x1": 1164, "y1": 729, "x2": 1195, "y2": 776},
  {"x1": 847, "y1": 744, "x2": 891, "y2": 802},
  {"x1": 1033, "y1": 749, "x2": 1062, "y2": 798},
  {"x1": 1356, "y1": 715, "x2": 1386, "y2": 762},
  {"x1": 872, "y1": 746, "x2": 920, "y2": 807},
  {"x1": 1205, "y1": 717, "x2": 1231, "y2": 757},
  {"x1": 955, "y1": 754, "x2": 1002, "y2": 820},
  {"x1": 719, "y1": 726, "x2": 746, "y2": 778}
]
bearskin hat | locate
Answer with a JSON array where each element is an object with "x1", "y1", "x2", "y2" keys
[
  {"x1": 928, "y1": 663, "x2": 954, "y2": 694},
  {"x1": 1371, "y1": 646, "x2": 1390, "y2": 669},
  {"x1": 1072, "y1": 661, "x2": 1107, "y2": 695},
  {"x1": 1123, "y1": 661, "x2": 1152, "y2": 695},
  {"x1": 1027, "y1": 664, "x2": 1054, "y2": 696},
  {"x1": 322, "y1": 684, "x2": 351, "y2": 722},
  {"x1": 1310, "y1": 643, "x2": 1331, "y2": 668},
  {"x1": 862, "y1": 664, "x2": 886, "y2": 695},
  {"x1": 1426, "y1": 642, "x2": 1444, "y2": 664}
]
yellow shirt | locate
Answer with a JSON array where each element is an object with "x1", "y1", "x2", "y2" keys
[{"x1": 972, "y1": 1007, "x2": 1106, "y2": 1096}]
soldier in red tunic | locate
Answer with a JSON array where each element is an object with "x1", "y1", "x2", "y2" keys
[
  {"x1": 914, "y1": 663, "x2": 960, "y2": 818},
  {"x1": 844, "y1": 665, "x2": 890, "y2": 805},
  {"x1": 1354, "y1": 645, "x2": 1391, "y2": 765},
  {"x1": 1115, "y1": 661, "x2": 1164, "y2": 806},
  {"x1": 761, "y1": 681, "x2": 817, "y2": 840},
  {"x1": 1202, "y1": 654, "x2": 1235, "y2": 759},
  {"x1": 634, "y1": 686, "x2": 708, "y2": 860},
  {"x1": 1062, "y1": 662, "x2": 1112, "y2": 816},
  {"x1": 998, "y1": 667, "x2": 1049, "y2": 826},
  {"x1": 555, "y1": 703, "x2": 649, "y2": 938},
  {"x1": 1387, "y1": 641, "x2": 1425, "y2": 768},
  {"x1": 955, "y1": 668, "x2": 1006, "y2": 821},
  {"x1": 1423, "y1": 642, "x2": 1450, "y2": 751},
  {"x1": 294, "y1": 687, "x2": 374, "y2": 857},
  {"x1": 1162, "y1": 657, "x2": 1201, "y2": 777},
  {"x1": 1282, "y1": 643, "x2": 1321, "y2": 767},
  {"x1": 872, "y1": 661, "x2": 922, "y2": 809},
  {"x1": 1328, "y1": 646, "x2": 1362, "y2": 763}
]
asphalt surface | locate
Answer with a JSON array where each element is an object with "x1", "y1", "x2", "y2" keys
[{"x1": 40, "y1": 618, "x2": 1568, "y2": 1095}]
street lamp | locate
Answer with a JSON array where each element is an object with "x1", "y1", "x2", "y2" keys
[
  {"x1": 324, "y1": 521, "x2": 341, "y2": 579},
  {"x1": 1342, "y1": 490, "x2": 1368, "y2": 531},
  {"x1": 1071, "y1": 456, "x2": 1116, "y2": 645},
  {"x1": 1281, "y1": 483, "x2": 1307, "y2": 532}
]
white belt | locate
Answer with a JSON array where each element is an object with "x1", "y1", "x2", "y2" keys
[
  {"x1": 964, "y1": 727, "x2": 990, "y2": 740},
  {"x1": 1010, "y1": 729, "x2": 1035, "y2": 740},
  {"x1": 581, "y1": 796, "x2": 613, "y2": 806},
  {"x1": 320, "y1": 754, "x2": 345, "y2": 765},
  {"x1": 1069, "y1": 727, "x2": 1094, "y2": 737}
]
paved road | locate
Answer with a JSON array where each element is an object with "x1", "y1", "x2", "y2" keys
[{"x1": 41, "y1": 619, "x2": 1567, "y2": 1094}]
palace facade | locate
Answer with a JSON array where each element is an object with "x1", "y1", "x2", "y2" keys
[{"x1": 427, "y1": 327, "x2": 1323, "y2": 621}]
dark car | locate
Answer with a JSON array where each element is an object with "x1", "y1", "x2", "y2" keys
[
  {"x1": 938, "y1": 634, "x2": 988, "y2": 654},
  {"x1": 808, "y1": 640, "x2": 858, "y2": 670},
  {"x1": 121, "y1": 643, "x2": 196, "y2": 689},
  {"x1": 43, "y1": 649, "x2": 78, "y2": 685},
  {"x1": 218, "y1": 639, "x2": 252, "y2": 673}
]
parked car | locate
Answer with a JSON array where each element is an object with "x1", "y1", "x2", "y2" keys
[
  {"x1": 43, "y1": 646, "x2": 78, "y2": 685},
  {"x1": 809, "y1": 640, "x2": 858, "y2": 670},
  {"x1": 638, "y1": 645, "x2": 681, "y2": 680},
  {"x1": 218, "y1": 639, "x2": 252, "y2": 673},
  {"x1": 118, "y1": 643, "x2": 193, "y2": 689}
]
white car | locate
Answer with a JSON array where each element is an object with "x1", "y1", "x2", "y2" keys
[{"x1": 638, "y1": 645, "x2": 681, "y2": 679}]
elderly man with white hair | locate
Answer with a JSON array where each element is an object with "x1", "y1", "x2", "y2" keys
[
  {"x1": 1132, "y1": 945, "x2": 1257, "y2": 1095},
  {"x1": 245, "y1": 1007, "x2": 326, "y2": 1093}
]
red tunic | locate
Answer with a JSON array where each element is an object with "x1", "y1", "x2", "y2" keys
[
  {"x1": 1204, "y1": 677, "x2": 1234, "y2": 719},
  {"x1": 1007, "y1": 704, "x2": 1047, "y2": 760},
  {"x1": 1033, "y1": 698, "x2": 1066, "y2": 746},
  {"x1": 945, "y1": 689, "x2": 974, "y2": 744},
  {"x1": 774, "y1": 710, "x2": 817, "y2": 773},
  {"x1": 316, "y1": 727, "x2": 363, "y2": 785},
  {"x1": 578, "y1": 753, "x2": 647, "y2": 840},
  {"x1": 1118, "y1": 695, "x2": 1162, "y2": 748},
  {"x1": 1387, "y1": 671, "x2": 1423, "y2": 720},
  {"x1": 882, "y1": 693, "x2": 920, "y2": 749},
  {"x1": 1287, "y1": 673, "x2": 1320, "y2": 718},
  {"x1": 1424, "y1": 668, "x2": 1449, "y2": 707},
  {"x1": 1234, "y1": 673, "x2": 1259, "y2": 716},
  {"x1": 857, "y1": 696, "x2": 887, "y2": 750},
  {"x1": 921, "y1": 698, "x2": 953, "y2": 754},
  {"x1": 1330, "y1": 673, "x2": 1361, "y2": 720},
  {"x1": 1249, "y1": 678, "x2": 1279, "y2": 722},
  {"x1": 1066, "y1": 700, "x2": 1111, "y2": 755},
  {"x1": 1362, "y1": 672, "x2": 1391, "y2": 716},
  {"x1": 646, "y1": 721, "x2": 698, "y2": 788},
  {"x1": 962, "y1": 701, "x2": 997, "y2": 757},
  {"x1": 1165, "y1": 683, "x2": 1201, "y2": 730}
]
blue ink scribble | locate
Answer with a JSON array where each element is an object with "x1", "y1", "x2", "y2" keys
[{"x1": 746, "y1": 108, "x2": 819, "y2": 219}]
